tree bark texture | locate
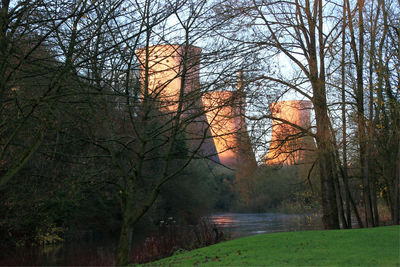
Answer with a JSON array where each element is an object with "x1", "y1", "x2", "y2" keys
[
  {"x1": 313, "y1": 78, "x2": 340, "y2": 229},
  {"x1": 116, "y1": 215, "x2": 133, "y2": 266}
]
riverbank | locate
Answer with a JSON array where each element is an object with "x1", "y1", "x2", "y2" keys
[{"x1": 138, "y1": 225, "x2": 399, "y2": 266}]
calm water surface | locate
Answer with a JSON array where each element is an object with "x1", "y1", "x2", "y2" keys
[
  {"x1": 210, "y1": 212, "x2": 323, "y2": 238},
  {"x1": 1, "y1": 213, "x2": 322, "y2": 265}
]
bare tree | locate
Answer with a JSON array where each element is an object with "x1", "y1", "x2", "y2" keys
[
  {"x1": 76, "y1": 0, "x2": 231, "y2": 264},
  {"x1": 212, "y1": 0, "x2": 344, "y2": 229}
]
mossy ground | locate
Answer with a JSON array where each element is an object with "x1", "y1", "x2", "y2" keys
[{"x1": 137, "y1": 225, "x2": 400, "y2": 266}]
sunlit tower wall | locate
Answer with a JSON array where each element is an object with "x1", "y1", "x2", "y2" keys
[
  {"x1": 202, "y1": 91, "x2": 240, "y2": 167},
  {"x1": 136, "y1": 45, "x2": 201, "y2": 113},
  {"x1": 202, "y1": 81, "x2": 256, "y2": 169},
  {"x1": 265, "y1": 100, "x2": 315, "y2": 165},
  {"x1": 136, "y1": 44, "x2": 218, "y2": 161}
]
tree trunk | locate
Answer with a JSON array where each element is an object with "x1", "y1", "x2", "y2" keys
[
  {"x1": 318, "y1": 152, "x2": 340, "y2": 229},
  {"x1": 368, "y1": 37, "x2": 379, "y2": 226},
  {"x1": 330, "y1": 127, "x2": 348, "y2": 228},
  {"x1": 333, "y1": 167, "x2": 348, "y2": 228},
  {"x1": 345, "y1": 0, "x2": 375, "y2": 227},
  {"x1": 313, "y1": 81, "x2": 339, "y2": 229},
  {"x1": 341, "y1": 1, "x2": 352, "y2": 228},
  {"x1": 116, "y1": 193, "x2": 135, "y2": 267},
  {"x1": 394, "y1": 140, "x2": 400, "y2": 225},
  {"x1": 358, "y1": 91, "x2": 374, "y2": 228},
  {"x1": 116, "y1": 215, "x2": 133, "y2": 266},
  {"x1": 313, "y1": 0, "x2": 339, "y2": 229}
]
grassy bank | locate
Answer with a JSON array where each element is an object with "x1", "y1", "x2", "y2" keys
[{"x1": 138, "y1": 225, "x2": 399, "y2": 266}]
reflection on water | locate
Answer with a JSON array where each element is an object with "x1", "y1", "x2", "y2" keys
[
  {"x1": 212, "y1": 216, "x2": 236, "y2": 226},
  {"x1": 210, "y1": 213, "x2": 322, "y2": 238}
]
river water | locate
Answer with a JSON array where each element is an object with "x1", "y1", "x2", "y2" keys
[
  {"x1": 210, "y1": 212, "x2": 322, "y2": 239},
  {"x1": 0, "y1": 213, "x2": 322, "y2": 266}
]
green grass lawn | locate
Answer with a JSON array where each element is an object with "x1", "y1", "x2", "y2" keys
[{"x1": 138, "y1": 225, "x2": 400, "y2": 266}]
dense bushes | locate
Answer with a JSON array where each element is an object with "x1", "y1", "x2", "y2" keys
[{"x1": 247, "y1": 165, "x2": 318, "y2": 213}]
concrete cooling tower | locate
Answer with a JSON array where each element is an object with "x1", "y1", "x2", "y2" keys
[
  {"x1": 136, "y1": 45, "x2": 202, "y2": 113},
  {"x1": 136, "y1": 45, "x2": 218, "y2": 161},
  {"x1": 202, "y1": 89, "x2": 256, "y2": 169},
  {"x1": 265, "y1": 100, "x2": 315, "y2": 165}
]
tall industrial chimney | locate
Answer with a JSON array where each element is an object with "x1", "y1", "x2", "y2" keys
[
  {"x1": 265, "y1": 100, "x2": 315, "y2": 165},
  {"x1": 136, "y1": 45, "x2": 218, "y2": 161}
]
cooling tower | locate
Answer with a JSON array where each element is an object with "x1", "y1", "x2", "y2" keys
[
  {"x1": 136, "y1": 45, "x2": 218, "y2": 161},
  {"x1": 136, "y1": 45, "x2": 201, "y2": 113},
  {"x1": 265, "y1": 100, "x2": 315, "y2": 165},
  {"x1": 202, "y1": 90, "x2": 256, "y2": 169}
]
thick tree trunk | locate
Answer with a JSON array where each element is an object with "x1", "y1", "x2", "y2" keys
[
  {"x1": 312, "y1": 1, "x2": 339, "y2": 229},
  {"x1": 116, "y1": 193, "x2": 135, "y2": 266},
  {"x1": 313, "y1": 80, "x2": 339, "y2": 229},
  {"x1": 318, "y1": 151, "x2": 340, "y2": 229},
  {"x1": 116, "y1": 215, "x2": 133, "y2": 266}
]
